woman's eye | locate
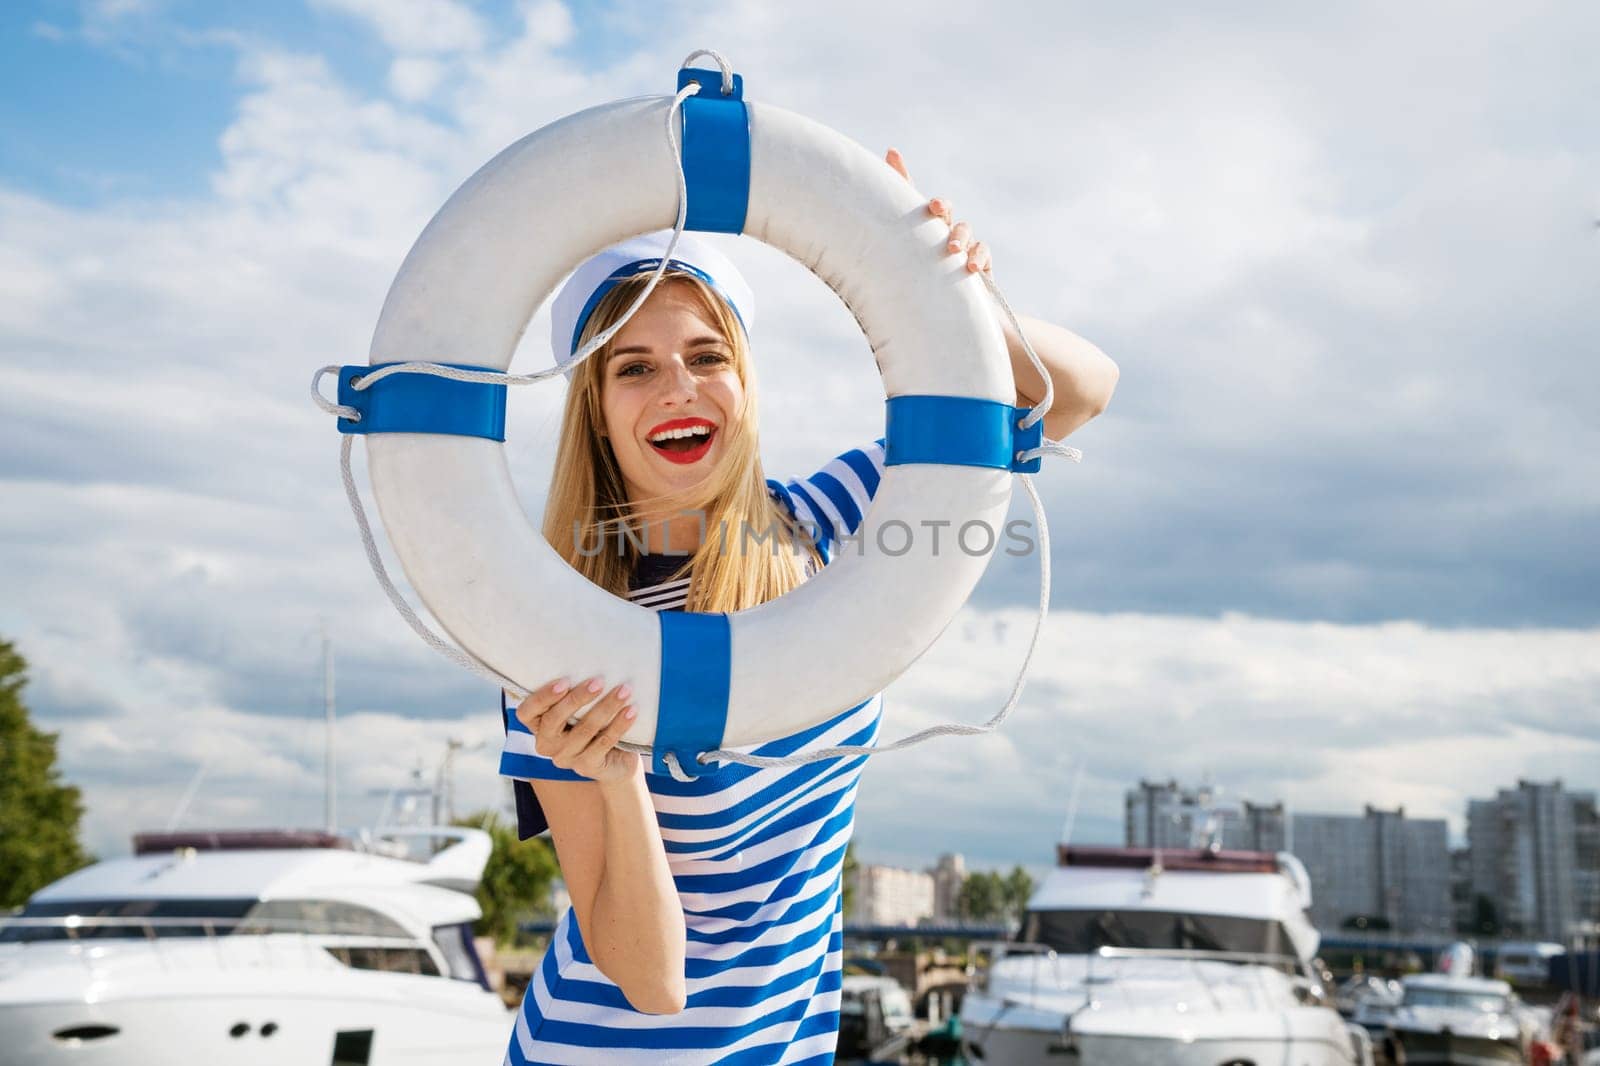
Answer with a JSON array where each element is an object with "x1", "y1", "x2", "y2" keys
[
  {"x1": 692, "y1": 352, "x2": 729, "y2": 367},
  {"x1": 615, "y1": 362, "x2": 648, "y2": 377}
]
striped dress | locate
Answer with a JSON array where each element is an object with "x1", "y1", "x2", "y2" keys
[{"x1": 499, "y1": 441, "x2": 886, "y2": 1065}]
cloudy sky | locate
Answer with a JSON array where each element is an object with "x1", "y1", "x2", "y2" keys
[{"x1": 1, "y1": 0, "x2": 1596, "y2": 873}]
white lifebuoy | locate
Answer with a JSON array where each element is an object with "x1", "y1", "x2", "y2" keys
[{"x1": 353, "y1": 66, "x2": 1027, "y2": 769}]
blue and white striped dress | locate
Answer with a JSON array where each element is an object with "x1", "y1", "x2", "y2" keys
[{"x1": 499, "y1": 441, "x2": 886, "y2": 1065}]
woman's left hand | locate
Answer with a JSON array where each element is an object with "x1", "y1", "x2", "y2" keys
[{"x1": 885, "y1": 147, "x2": 993, "y2": 276}]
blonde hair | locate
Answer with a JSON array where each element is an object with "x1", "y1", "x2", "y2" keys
[{"x1": 541, "y1": 273, "x2": 821, "y2": 613}]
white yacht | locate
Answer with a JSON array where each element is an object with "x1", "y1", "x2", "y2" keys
[
  {"x1": 1381, "y1": 968, "x2": 1542, "y2": 1066},
  {"x1": 0, "y1": 827, "x2": 512, "y2": 1064},
  {"x1": 959, "y1": 844, "x2": 1374, "y2": 1065}
]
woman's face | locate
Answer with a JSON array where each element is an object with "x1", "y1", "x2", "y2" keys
[{"x1": 599, "y1": 281, "x2": 746, "y2": 506}]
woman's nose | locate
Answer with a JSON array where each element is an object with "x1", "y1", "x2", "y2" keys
[{"x1": 657, "y1": 359, "x2": 697, "y2": 404}]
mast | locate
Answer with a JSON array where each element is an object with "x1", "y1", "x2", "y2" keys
[{"x1": 323, "y1": 630, "x2": 337, "y2": 832}]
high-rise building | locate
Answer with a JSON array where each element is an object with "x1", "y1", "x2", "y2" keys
[
  {"x1": 1468, "y1": 779, "x2": 1598, "y2": 940},
  {"x1": 1126, "y1": 779, "x2": 1252, "y2": 850},
  {"x1": 847, "y1": 863, "x2": 936, "y2": 927},
  {"x1": 931, "y1": 853, "x2": 966, "y2": 922},
  {"x1": 1291, "y1": 806, "x2": 1451, "y2": 936},
  {"x1": 1243, "y1": 801, "x2": 1289, "y2": 853},
  {"x1": 1124, "y1": 781, "x2": 1451, "y2": 936},
  {"x1": 1450, "y1": 846, "x2": 1477, "y2": 934}
]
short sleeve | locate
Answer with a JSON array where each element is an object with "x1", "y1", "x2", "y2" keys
[
  {"x1": 498, "y1": 693, "x2": 591, "y2": 840},
  {"x1": 766, "y1": 439, "x2": 886, "y2": 558}
]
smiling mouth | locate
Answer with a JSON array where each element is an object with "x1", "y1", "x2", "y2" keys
[{"x1": 648, "y1": 424, "x2": 717, "y2": 464}]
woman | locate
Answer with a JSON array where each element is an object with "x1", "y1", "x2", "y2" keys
[{"x1": 498, "y1": 149, "x2": 1119, "y2": 1064}]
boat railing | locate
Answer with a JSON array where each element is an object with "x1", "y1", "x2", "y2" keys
[
  {"x1": 969, "y1": 940, "x2": 1071, "y2": 1003},
  {"x1": 0, "y1": 914, "x2": 434, "y2": 976},
  {"x1": 1089, "y1": 946, "x2": 1329, "y2": 1010},
  {"x1": 0, "y1": 913, "x2": 424, "y2": 939},
  {"x1": 1090, "y1": 945, "x2": 1305, "y2": 973},
  {"x1": 968, "y1": 941, "x2": 1327, "y2": 1011}
]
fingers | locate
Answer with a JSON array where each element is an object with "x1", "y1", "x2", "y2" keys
[
  {"x1": 593, "y1": 699, "x2": 639, "y2": 753},
  {"x1": 947, "y1": 220, "x2": 972, "y2": 255},
  {"x1": 932, "y1": 210, "x2": 992, "y2": 273},
  {"x1": 514, "y1": 677, "x2": 571, "y2": 730},
  {"x1": 554, "y1": 683, "x2": 630, "y2": 761},
  {"x1": 533, "y1": 677, "x2": 599, "y2": 755},
  {"x1": 548, "y1": 682, "x2": 637, "y2": 770},
  {"x1": 885, "y1": 147, "x2": 911, "y2": 183},
  {"x1": 968, "y1": 240, "x2": 992, "y2": 275}
]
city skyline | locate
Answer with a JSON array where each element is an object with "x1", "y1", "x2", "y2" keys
[{"x1": 852, "y1": 774, "x2": 1599, "y2": 944}]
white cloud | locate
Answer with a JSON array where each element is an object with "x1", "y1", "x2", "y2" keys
[
  {"x1": 2, "y1": 0, "x2": 1597, "y2": 870},
  {"x1": 859, "y1": 607, "x2": 1599, "y2": 868},
  {"x1": 311, "y1": 0, "x2": 487, "y2": 55},
  {"x1": 389, "y1": 55, "x2": 446, "y2": 101}
]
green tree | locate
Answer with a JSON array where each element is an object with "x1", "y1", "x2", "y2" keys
[
  {"x1": 0, "y1": 639, "x2": 92, "y2": 907},
  {"x1": 453, "y1": 809, "x2": 560, "y2": 945},
  {"x1": 1002, "y1": 865, "x2": 1036, "y2": 923},
  {"x1": 959, "y1": 870, "x2": 1005, "y2": 922}
]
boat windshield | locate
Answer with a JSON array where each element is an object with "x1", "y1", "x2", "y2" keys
[
  {"x1": 0, "y1": 897, "x2": 410, "y2": 942},
  {"x1": 1022, "y1": 908, "x2": 1294, "y2": 958},
  {"x1": 1402, "y1": 987, "x2": 1510, "y2": 1013},
  {"x1": 0, "y1": 898, "x2": 256, "y2": 941}
]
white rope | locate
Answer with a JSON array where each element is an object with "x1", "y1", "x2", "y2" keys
[
  {"x1": 340, "y1": 436, "x2": 516, "y2": 691},
  {"x1": 689, "y1": 472, "x2": 1055, "y2": 773},
  {"x1": 310, "y1": 81, "x2": 704, "y2": 418},
  {"x1": 315, "y1": 53, "x2": 1083, "y2": 779},
  {"x1": 338, "y1": 435, "x2": 660, "y2": 760},
  {"x1": 679, "y1": 49, "x2": 735, "y2": 95},
  {"x1": 985, "y1": 271, "x2": 1055, "y2": 434}
]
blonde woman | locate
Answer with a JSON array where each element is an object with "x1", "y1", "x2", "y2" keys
[{"x1": 497, "y1": 149, "x2": 1119, "y2": 1064}]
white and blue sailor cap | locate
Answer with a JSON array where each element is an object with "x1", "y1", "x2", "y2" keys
[{"x1": 549, "y1": 230, "x2": 755, "y2": 377}]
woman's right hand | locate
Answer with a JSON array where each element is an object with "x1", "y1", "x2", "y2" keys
[{"x1": 516, "y1": 678, "x2": 640, "y2": 784}]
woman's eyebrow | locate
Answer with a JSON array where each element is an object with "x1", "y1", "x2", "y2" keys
[{"x1": 609, "y1": 335, "x2": 727, "y2": 359}]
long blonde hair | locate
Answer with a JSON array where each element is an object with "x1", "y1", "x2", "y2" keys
[{"x1": 541, "y1": 272, "x2": 820, "y2": 612}]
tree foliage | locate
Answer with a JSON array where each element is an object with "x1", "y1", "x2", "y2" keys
[
  {"x1": 959, "y1": 870, "x2": 1003, "y2": 921},
  {"x1": 453, "y1": 809, "x2": 559, "y2": 945},
  {"x1": 0, "y1": 639, "x2": 92, "y2": 907},
  {"x1": 960, "y1": 865, "x2": 1037, "y2": 924},
  {"x1": 1002, "y1": 865, "x2": 1036, "y2": 921}
]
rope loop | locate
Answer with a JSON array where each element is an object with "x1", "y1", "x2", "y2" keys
[
  {"x1": 680, "y1": 48, "x2": 735, "y2": 95},
  {"x1": 311, "y1": 364, "x2": 361, "y2": 422}
]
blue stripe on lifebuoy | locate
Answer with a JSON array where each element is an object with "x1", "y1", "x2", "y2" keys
[
  {"x1": 337, "y1": 363, "x2": 507, "y2": 441},
  {"x1": 883, "y1": 396, "x2": 1041, "y2": 473},
  {"x1": 653, "y1": 611, "x2": 732, "y2": 778},
  {"x1": 677, "y1": 68, "x2": 750, "y2": 234}
]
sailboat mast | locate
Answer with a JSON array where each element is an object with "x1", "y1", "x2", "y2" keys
[{"x1": 323, "y1": 632, "x2": 337, "y2": 832}]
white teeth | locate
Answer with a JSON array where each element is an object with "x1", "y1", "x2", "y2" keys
[{"x1": 649, "y1": 425, "x2": 712, "y2": 443}]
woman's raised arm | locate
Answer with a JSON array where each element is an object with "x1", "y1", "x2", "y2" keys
[
  {"x1": 517, "y1": 680, "x2": 687, "y2": 1014},
  {"x1": 885, "y1": 148, "x2": 1121, "y2": 441}
]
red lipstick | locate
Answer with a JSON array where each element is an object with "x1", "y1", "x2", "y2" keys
[{"x1": 646, "y1": 417, "x2": 718, "y2": 465}]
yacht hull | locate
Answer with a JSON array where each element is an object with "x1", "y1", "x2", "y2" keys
[
  {"x1": 0, "y1": 941, "x2": 510, "y2": 1065},
  {"x1": 1386, "y1": 1027, "x2": 1525, "y2": 1066},
  {"x1": 0, "y1": 992, "x2": 510, "y2": 1065},
  {"x1": 964, "y1": 1025, "x2": 1367, "y2": 1066},
  {"x1": 960, "y1": 993, "x2": 1370, "y2": 1066}
]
